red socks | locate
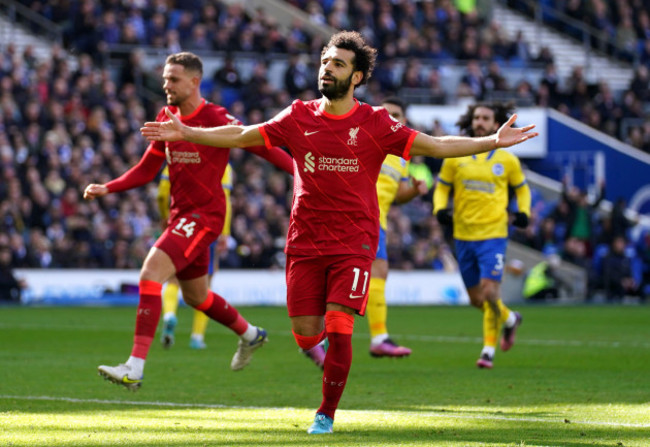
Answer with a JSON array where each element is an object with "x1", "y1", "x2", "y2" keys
[
  {"x1": 195, "y1": 291, "x2": 248, "y2": 335},
  {"x1": 318, "y1": 311, "x2": 355, "y2": 420},
  {"x1": 130, "y1": 285, "x2": 246, "y2": 359},
  {"x1": 130, "y1": 280, "x2": 162, "y2": 359}
]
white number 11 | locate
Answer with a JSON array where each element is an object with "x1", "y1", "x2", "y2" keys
[{"x1": 351, "y1": 267, "x2": 369, "y2": 294}]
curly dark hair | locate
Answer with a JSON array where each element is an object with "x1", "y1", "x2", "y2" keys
[
  {"x1": 455, "y1": 101, "x2": 516, "y2": 137},
  {"x1": 165, "y1": 52, "x2": 203, "y2": 77},
  {"x1": 322, "y1": 31, "x2": 377, "y2": 87}
]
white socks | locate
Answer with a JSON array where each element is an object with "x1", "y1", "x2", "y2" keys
[{"x1": 240, "y1": 324, "x2": 258, "y2": 342}]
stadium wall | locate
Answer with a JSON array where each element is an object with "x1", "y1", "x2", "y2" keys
[
  {"x1": 526, "y1": 109, "x2": 650, "y2": 215},
  {"x1": 15, "y1": 269, "x2": 470, "y2": 307}
]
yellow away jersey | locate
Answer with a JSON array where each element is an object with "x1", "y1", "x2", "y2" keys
[
  {"x1": 221, "y1": 163, "x2": 233, "y2": 237},
  {"x1": 433, "y1": 149, "x2": 530, "y2": 240},
  {"x1": 376, "y1": 154, "x2": 409, "y2": 230},
  {"x1": 157, "y1": 164, "x2": 233, "y2": 235},
  {"x1": 157, "y1": 166, "x2": 172, "y2": 221}
]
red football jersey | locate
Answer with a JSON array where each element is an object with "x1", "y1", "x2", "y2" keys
[
  {"x1": 260, "y1": 99, "x2": 418, "y2": 258},
  {"x1": 152, "y1": 99, "x2": 238, "y2": 232}
]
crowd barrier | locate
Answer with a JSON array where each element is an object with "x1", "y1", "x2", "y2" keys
[{"x1": 15, "y1": 269, "x2": 470, "y2": 307}]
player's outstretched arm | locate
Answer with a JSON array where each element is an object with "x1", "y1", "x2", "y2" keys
[
  {"x1": 409, "y1": 114, "x2": 538, "y2": 158},
  {"x1": 141, "y1": 108, "x2": 265, "y2": 148}
]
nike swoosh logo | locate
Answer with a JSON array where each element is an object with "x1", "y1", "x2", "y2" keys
[
  {"x1": 304, "y1": 130, "x2": 319, "y2": 136},
  {"x1": 122, "y1": 376, "x2": 141, "y2": 384},
  {"x1": 349, "y1": 294, "x2": 364, "y2": 299}
]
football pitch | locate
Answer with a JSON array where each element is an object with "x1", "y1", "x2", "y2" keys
[{"x1": 0, "y1": 305, "x2": 648, "y2": 446}]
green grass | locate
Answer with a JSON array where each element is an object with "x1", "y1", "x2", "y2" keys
[{"x1": 1, "y1": 305, "x2": 649, "y2": 446}]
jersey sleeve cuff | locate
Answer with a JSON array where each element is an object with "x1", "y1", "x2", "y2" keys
[
  {"x1": 258, "y1": 125, "x2": 273, "y2": 149},
  {"x1": 402, "y1": 131, "x2": 419, "y2": 161}
]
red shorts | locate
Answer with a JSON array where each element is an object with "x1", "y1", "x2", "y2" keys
[
  {"x1": 285, "y1": 254, "x2": 373, "y2": 317},
  {"x1": 154, "y1": 214, "x2": 218, "y2": 280}
]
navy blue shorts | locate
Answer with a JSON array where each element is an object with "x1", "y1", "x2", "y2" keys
[
  {"x1": 455, "y1": 238, "x2": 507, "y2": 289},
  {"x1": 375, "y1": 227, "x2": 387, "y2": 261}
]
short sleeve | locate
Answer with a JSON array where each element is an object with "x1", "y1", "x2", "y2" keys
[
  {"x1": 400, "y1": 160, "x2": 410, "y2": 180},
  {"x1": 437, "y1": 158, "x2": 455, "y2": 186},
  {"x1": 259, "y1": 104, "x2": 293, "y2": 149},
  {"x1": 373, "y1": 108, "x2": 419, "y2": 160},
  {"x1": 507, "y1": 154, "x2": 527, "y2": 188}
]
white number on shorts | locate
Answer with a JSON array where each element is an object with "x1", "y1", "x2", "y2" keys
[
  {"x1": 174, "y1": 218, "x2": 196, "y2": 238},
  {"x1": 494, "y1": 253, "x2": 504, "y2": 271},
  {"x1": 351, "y1": 267, "x2": 369, "y2": 294}
]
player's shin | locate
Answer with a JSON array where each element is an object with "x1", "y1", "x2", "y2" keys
[
  {"x1": 367, "y1": 277, "x2": 388, "y2": 341},
  {"x1": 195, "y1": 291, "x2": 255, "y2": 339},
  {"x1": 318, "y1": 311, "x2": 354, "y2": 419},
  {"x1": 482, "y1": 301, "x2": 498, "y2": 351},
  {"x1": 131, "y1": 280, "x2": 163, "y2": 361},
  {"x1": 496, "y1": 299, "x2": 514, "y2": 326}
]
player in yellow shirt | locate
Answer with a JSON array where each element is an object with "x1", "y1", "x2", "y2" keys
[
  {"x1": 433, "y1": 102, "x2": 530, "y2": 369},
  {"x1": 159, "y1": 164, "x2": 234, "y2": 349},
  {"x1": 302, "y1": 97, "x2": 427, "y2": 367},
  {"x1": 367, "y1": 97, "x2": 428, "y2": 357}
]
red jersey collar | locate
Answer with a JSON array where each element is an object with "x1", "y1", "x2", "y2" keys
[
  {"x1": 176, "y1": 98, "x2": 206, "y2": 121},
  {"x1": 318, "y1": 98, "x2": 360, "y2": 120}
]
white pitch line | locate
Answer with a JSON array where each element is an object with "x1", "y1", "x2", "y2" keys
[
  {"x1": 1, "y1": 395, "x2": 648, "y2": 429},
  {"x1": 394, "y1": 334, "x2": 650, "y2": 349},
  {"x1": 1, "y1": 322, "x2": 649, "y2": 349}
]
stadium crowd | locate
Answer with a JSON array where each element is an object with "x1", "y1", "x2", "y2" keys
[{"x1": 2, "y1": 0, "x2": 648, "y2": 300}]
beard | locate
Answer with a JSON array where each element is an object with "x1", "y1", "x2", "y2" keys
[
  {"x1": 319, "y1": 73, "x2": 353, "y2": 100},
  {"x1": 471, "y1": 126, "x2": 493, "y2": 137},
  {"x1": 166, "y1": 91, "x2": 188, "y2": 107}
]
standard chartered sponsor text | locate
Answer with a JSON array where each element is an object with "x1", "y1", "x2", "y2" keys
[
  {"x1": 171, "y1": 151, "x2": 201, "y2": 164},
  {"x1": 318, "y1": 156, "x2": 359, "y2": 172}
]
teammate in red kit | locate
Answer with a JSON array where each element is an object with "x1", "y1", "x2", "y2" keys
[
  {"x1": 142, "y1": 32, "x2": 537, "y2": 433},
  {"x1": 84, "y1": 52, "x2": 293, "y2": 390}
]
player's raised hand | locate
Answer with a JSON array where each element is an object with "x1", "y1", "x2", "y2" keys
[
  {"x1": 83, "y1": 183, "x2": 109, "y2": 200},
  {"x1": 494, "y1": 114, "x2": 538, "y2": 148},
  {"x1": 411, "y1": 177, "x2": 429, "y2": 195},
  {"x1": 141, "y1": 108, "x2": 185, "y2": 142}
]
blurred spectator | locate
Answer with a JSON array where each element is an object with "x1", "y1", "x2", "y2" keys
[
  {"x1": 284, "y1": 53, "x2": 313, "y2": 96},
  {"x1": 601, "y1": 236, "x2": 638, "y2": 302},
  {"x1": 522, "y1": 254, "x2": 569, "y2": 301},
  {"x1": 562, "y1": 179, "x2": 605, "y2": 256},
  {"x1": 0, "y1": 244, "x2": 25, "y2": 302}
]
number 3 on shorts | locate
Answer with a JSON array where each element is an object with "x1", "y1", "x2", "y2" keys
[
  {"x1": 350, "y1": 267, "x2": 369, "y2": 297},
  {"x1": 494, "y1": 253, "x2": 504, "y2": 271}
]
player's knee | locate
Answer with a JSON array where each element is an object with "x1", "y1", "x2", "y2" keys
[
  {"x1": 469, "y1": 296, "x2": 484, "y2": 309},
  {"x1": 482, "y1": 288, "x2": 498, "y2": 303},
  {"x1": 467, "y1": 287, "x2": 484, "y2": 308},
  {"x1": 184, "y1": 295, "x2": 203, "y2": 308}
]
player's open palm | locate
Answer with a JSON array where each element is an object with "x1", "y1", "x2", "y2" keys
[
  {"x1": 494, "y1": 114, "x2": 538, "y2": 148},
  {"x1": 141, "y1": 108, "x2": 184, "y2": 142}
]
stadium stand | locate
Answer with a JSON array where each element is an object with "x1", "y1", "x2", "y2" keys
[{"x1": 1, "y1": 0, "x2": 649, "y2": 302}]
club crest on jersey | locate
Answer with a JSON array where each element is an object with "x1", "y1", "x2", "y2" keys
[
  {"x1": 304, "y1": 152, "x2": 315, "y2": 173},
  {"x1": 347, "y1": 127, "x2": 359, "y2": 146},
  {"x1": 492, "y1": 163, "x2": 504, "y2": 176}
]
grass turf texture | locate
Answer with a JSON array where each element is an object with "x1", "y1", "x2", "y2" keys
[{"x1": 0, "y1": 305, "x2": 648, "y2": 446}]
